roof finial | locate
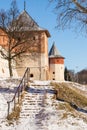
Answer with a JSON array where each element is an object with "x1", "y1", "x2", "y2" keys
[{"x1": 24, "y1": 0, "x2": 26, "y2": 11}]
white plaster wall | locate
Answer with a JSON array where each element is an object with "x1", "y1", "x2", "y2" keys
[
  {"x1": 40, "y1": 53, "x2": 49, "y2": 80},
  {"x1": 55, "y1": 64, "x2": 64, "y2": 81},
  {"x1": 0, "y1": 57, "x2": 18, "y2": 78},
  {"x1": 16, "y1": 53, "x2": 49, "y2": 80},
  {"x1": 0, "y1": 47, "x2": 18, "y2": 78},
  {"x1": 0, "y1": 57, "x2": 9, "y2": 78},
  {"x1": 49, "y1": 64, "x2": 64, "y2": 81}
]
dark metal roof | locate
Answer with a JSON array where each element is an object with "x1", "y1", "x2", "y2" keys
[
  {"x1": 49, "y1": 42, "x2": 64, "y2": 58},
  {"x1": 16, "y1": 10, "x2": 50, "y2": 37}
]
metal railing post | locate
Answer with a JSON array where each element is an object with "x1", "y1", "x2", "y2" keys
[
  {"x1": 27, "y1": 68, "x2": 29, "y2": 84},
  {"x1": 14, "y1": 98, "x2": 16, "y2": 110},
  {"x1": 18, "y1": 87, "x2": 20, "y2": 103},
  {"x1": 7, "y1": 101, "x2": 10, "y2": 117},
  {"x1": 7, "y1": 67, "x2": 30, "y2": 117}
]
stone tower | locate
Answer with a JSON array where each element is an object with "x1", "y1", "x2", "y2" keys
[
  {"x1": 15, "y1": 10, "x2": 50, "y2": 80},
  {"x1": 49, "y1": 43, "x2": 65, "y2": 81}
]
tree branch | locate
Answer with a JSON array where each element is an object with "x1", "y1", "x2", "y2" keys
[
  {"x1": 11, "y1": 50, "x2": 26, "y2": 59},
  {"x1": 72, "y1": 0, "x2": 87, "y2": 13}
]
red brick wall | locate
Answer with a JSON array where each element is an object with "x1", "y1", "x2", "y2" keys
[
  {"x1": 49, "y1": 57, "x2": 64, "y2": 64},
  {"x1": 0, "y1": 28, "x2": 8, "y2": 46}
]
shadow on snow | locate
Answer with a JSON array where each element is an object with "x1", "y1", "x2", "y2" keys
[
  {"x1": 57, "y1": 98, "x2": 87, "y2": 114},
  {"x1": 0, "y1": 87, "x2": 18, "y2": 93},
  {"x1": 26, "y1": 87, "x2": 57, "y2": 95}
]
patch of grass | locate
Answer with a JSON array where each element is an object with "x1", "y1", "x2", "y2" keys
[
  {"x1": 7, "y1": 91, "x2": 25, "y2": 122},
  {"x1": 7, "y1": 104, "x2": 21, "y2": 121},
  {"x1": 58, "y1": 103, "x2": 78, "y2": 119},
  {"x1": 58, "y1": 103, "x2": 74, "y2": 112},
  {"x1": 51, "y1": 82, "x2": 87, "y2": 108},
  {"x1": 61, "y1": 112, "x2": 68, "y2": 119}
]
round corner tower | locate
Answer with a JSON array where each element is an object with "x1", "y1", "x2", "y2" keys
[{"x1": 49, "y1": 43, "x2": 65, "y2": 81}]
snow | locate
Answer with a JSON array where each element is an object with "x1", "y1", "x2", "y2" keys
[
  {"x1": 0, "y1": 93, "x2": 7, "y2": 118},
  {"x1": 70, "y1": 82, "x2": 87, "y2": 91},
  {"x1": 0, "y1": 79, "x2": 87, "y2": 130}
]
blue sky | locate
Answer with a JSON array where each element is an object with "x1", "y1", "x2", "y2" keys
[{"x1": 0, "y1": 0, "x2": 87, "y2": 72}]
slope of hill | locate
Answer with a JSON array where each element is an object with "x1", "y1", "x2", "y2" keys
[
  {"x1": 52, "y1": 81, "x2": 87, "y2": 108},
  {"x1": 0, "y1": 79, "x2": 87, "y2": 130}
]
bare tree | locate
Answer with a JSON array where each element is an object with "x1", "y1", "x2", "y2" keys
[
  {"x1": 0, "y1": 9, "x2": 7, "y2": 28},
  {"x1": 49, "y1": 0, "x2": 87, "y2": 32},
  {"x1": 0, "y1": 0, "x2": 40, "y2": 77},
  {"x1": 0, "y1": 0, "x2": 22, "y2": 77},
  {"x1": 77, "y1": 69, "x2": 87, "y2": 84}
]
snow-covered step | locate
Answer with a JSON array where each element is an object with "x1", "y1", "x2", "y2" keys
[
  {"x1": 16, "y1": 82, "x2": 57, "y2": 130},
  {"x1": 19, "y1": 89, "x2": 46, "y2": 119}
]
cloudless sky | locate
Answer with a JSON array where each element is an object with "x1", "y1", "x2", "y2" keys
[{"x1": 0, "y1": 0, "x2": 87, "y2": 72}]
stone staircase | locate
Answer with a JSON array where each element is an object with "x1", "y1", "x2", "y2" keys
[
  {"x1": 17, "y1": 82, "x2": 57, "y2": 130},
  {"x1": 20, "y1": 92, "x2": 45, "y2": 119}
]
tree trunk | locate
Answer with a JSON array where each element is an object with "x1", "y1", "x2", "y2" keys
[{"x1": 8, "y1": 59, "x2": 13, "y2": 77}]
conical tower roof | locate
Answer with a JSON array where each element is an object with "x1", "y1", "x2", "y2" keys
[{"x1": 49, "y1": 42, "x2": 64, "y2": 58}]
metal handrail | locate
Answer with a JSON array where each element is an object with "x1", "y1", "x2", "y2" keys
[{"x1": 7, "y1": 67, "x2": 30, "y2": 117}]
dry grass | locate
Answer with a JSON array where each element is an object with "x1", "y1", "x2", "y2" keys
[
  {"x1": 58, "y1": 102, "x2": 74, "y2": 112},
  {"x1": 61, "y1": 112, "x2": 68, "y2": 119},
  {"x1": 7, "y1": 91, "x2": 25, "y2": 121},
  {"x1": 51, "y1": 82, "x2": 87, "y2": 108},
  {"x1": 7, "y1": 104, "x2": 21, "y2": 121},
  {"x1": 58, "y1": 102, "x2": 77, "y2": 118},
  {"x1": 50, "y1": 82, "x2": 87, "y2": 122}
]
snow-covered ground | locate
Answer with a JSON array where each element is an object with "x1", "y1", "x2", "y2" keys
[{"x1": 0, "y1": 79, "x2": 87, "y2": 130}]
